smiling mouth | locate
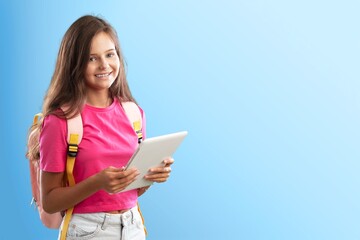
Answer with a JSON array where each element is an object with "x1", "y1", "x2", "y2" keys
[{"x1": 95, "y1": 72, "x2": 111, "y2": 78}]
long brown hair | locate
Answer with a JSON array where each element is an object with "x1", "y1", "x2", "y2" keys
[{"x1": 43, "y1": 14, "x2": 135, "y2": 119}]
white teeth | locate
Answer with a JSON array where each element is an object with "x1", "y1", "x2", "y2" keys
[{"x1": 95, "y1": 73, "x2": 111, "y2": 78}]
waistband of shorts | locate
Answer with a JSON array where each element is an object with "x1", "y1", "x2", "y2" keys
[{"x1": 70, "y1": 206, "x2": 138, "y2": 225}]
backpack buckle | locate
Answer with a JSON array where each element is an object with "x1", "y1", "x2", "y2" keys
[{"x1": 67, "y1": 144, "x2": 78, "y2": 157}]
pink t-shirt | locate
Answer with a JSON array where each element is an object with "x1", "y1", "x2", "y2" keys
[{"x1": 39, "y1": 99, "x2": 146, "y2": 213}]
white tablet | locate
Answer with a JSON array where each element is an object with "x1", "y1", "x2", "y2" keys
[{"x1": 121, "y1": 131, "x2": 188, "y2": 192}]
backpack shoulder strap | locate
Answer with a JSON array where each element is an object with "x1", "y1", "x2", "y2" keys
[
  {"x1": 122, "y1": 101, "x2": 143, "y2": 143},
  {"x1": 59, "y1": 107, "x2": 83, "y2": 240},
  {"x1": 65, "y1": 114, "x2": 83, "y2": 158},
  {"x1": 121, "y1": 101, "x2": 147, "y2": 235},
  {"x1": 60, "y1": 106, "x2": 83, "y2": 145},
  {"x1": 66, "y1": 116, "x2": 83, "y2": 144}
]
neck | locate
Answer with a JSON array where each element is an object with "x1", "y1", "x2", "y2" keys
[{"x1": 86, "y1": 91, "x2": 113, "y2": 108}]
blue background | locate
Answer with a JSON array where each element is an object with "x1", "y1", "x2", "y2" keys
[{"x1": 1, "y1": 0, "x2": 360, "y2": 239}]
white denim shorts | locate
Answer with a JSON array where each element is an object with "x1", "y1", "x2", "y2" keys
[{"x1": 59, "y1": 206, "x2": 146, "y2": 240}]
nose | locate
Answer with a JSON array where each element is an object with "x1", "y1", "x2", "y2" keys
[{"x1": 99, "y1": 57, "x2": 109, "y2": 70}]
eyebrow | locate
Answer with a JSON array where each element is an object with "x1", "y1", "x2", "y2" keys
[{"x1": 89, "y1": 48, "x2": 116, "y2": 56}]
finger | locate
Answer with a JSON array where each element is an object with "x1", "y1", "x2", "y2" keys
[
  {"x1": 145, "y1": 172, "x2": 170, "y2": 181},
  {"x1": 116, "y1": 174, "x2": 140, "y2": 192},
  {"x1": 108, "y1": 175, "x2": 138, "y2": 193},
  {"x1": 149, "y1": 166, "x2": 171, "y2": 173},
  {"x1": 117, "y1": 168, "x2": 139, "y2": 178},
  {"x1": 106, "y1": 166, "x2": 126, "y2": 173},
  {"x1": 145, "y1": 176, "x2": 168, "y2": 183},
  {"x1": 118, "y1": 170, "x2": 140, "y2": 182},
  {"x1": 163, "y1": 158, "x2": 174, "y2": 166},
  {"x1": 106, "y1": 170, "x2": 139, "y2": 190}
]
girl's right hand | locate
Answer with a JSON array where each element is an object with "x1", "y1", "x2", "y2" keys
[{"x1": 97, "y1": 166, "x2": 140, "y2": 194}]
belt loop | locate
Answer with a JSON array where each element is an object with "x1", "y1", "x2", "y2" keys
[
  {"x1": 131, "y1": 209, "x2": 135, "y2": 224},
  {"x1": 101, "y1": 214, "x2": 107, "y2": 230}
]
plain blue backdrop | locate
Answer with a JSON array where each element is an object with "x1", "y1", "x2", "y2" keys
[{"x1": 1, "y1": 0, "x2": 360, "y2": 239}]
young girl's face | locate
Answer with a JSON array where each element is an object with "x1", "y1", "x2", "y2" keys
[{"x1": 84, "y1": 32, "x2": 120, "y2": 92}]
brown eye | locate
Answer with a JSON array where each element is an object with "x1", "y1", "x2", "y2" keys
[{"x1": 107, "y1": 53, "x2": 115, "y2": 58}]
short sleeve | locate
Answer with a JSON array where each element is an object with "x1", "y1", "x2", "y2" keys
[{"x1": 39, "y1": 114, "x2": 67, "y2": 172}]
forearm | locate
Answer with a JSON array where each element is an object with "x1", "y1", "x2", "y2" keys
[{"x1": 42, "y1": 173, "x2": 101, "y2": 214}]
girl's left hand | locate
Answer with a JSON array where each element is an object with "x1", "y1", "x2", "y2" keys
[{"x1": 144, "y1": 157, "x2": 174, "y2": 183}]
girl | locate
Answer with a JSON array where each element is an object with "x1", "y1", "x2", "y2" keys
[{"x1": 38, "y1": 15, "x2": 173, "y2": 239}]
